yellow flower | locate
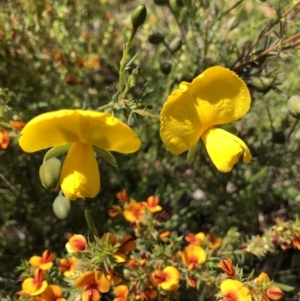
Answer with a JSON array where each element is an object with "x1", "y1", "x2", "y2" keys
[
  {"x1": 220, "y1": 279, "x2": 251, "y2": 301},
  {"x1": 19, "y1": 110, "x2": 141, "y2": 200},
  {"x1": 160, "y1": 66, "x2": 251, "y2": 173}
]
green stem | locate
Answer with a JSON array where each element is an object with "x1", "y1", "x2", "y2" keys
[
  {"x1": 85, "y1": 209, "x2": 99, "y2": 237},
  {"x1": 95, "y1": 101, "x2": 114, "y2": 112},
  {"x1": 286, "y1": 119, "x2": 299, "y2": 142},
  {"x1": 119, "y1": 29, "x2": 136, "y2": 94}
]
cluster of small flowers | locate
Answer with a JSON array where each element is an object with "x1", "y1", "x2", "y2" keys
[
  {"x1": 246, "y1": 217, "x2": 300, "y2": 257},
  {"x1": 17, "y1": 191, "x2": 285, "y2": 301},
  {"x1": 0, "y1": 120, "x2": 25, "y2": 150}
]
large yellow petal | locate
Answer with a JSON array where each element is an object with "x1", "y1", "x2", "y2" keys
[
  {"x1": 191, "y1": 66, "x2": 250, "y2": 127},
  {"x1": 160, "y1": 82, "x2": 203, "y2": 154},
  {"x1": 201, "y1": 127, "x2": 251, "y2": 173},
  {"x1": 19, "y1": 110, "x2": 141, "y2": 153},
  {"x1": 160, "y1": 66, "x2": 250, "y2": 154},
  {"x1": 60, "y1": 143, "x2": 100, "y2": 200}
]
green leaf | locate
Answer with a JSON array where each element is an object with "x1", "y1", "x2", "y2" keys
[
  {"x1": 187, "y1": 143, "x2": 199, "y2": 164},
  {"x1": 43, "y1": 144, "x2": 72, "y2": 162},
  {"x1": 93, "y1": 146, "x2": 118, "y2": 167}
]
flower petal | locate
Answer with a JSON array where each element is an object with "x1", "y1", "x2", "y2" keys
[
  {"x1": 220, "y1": 279, "x2": 251, "y2": 301},
  {"x1": 161, "y1": 266, "x2": 180, "y2": 291},
  {"x1": 95, "y1": 271, "x2": 110, "y2": 293},
  {"x1": 201, "y1": 127, "x2": 251, "y2": 173},
  {"x1": 29, "y1": 256, "x2": 42, "y2": 268},
  {"x1": 75, "y1": 271, "x2": 95, "y2": 288},
  {"x1": 60, "y1": 143, "x2": 100, "y2": 200},
  {"x1": 160, "y1": 66, "x2": 250, "y2": 154},
  {"x1": 19, "y1": 110, "x2": 141, "y2": 153},
  {"x1": 160, "y1": 82, "x2": 202, "y2": 154},
  {"x1": 191, "y1": 66, "x2": 250, "y2": 127}
]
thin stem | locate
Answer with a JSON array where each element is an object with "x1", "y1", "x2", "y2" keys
[
  {"x1": 286, "y1": 119, "x2": 299, "y2": 142},
  {"x1": 119, "y1": 29, "x2": 136, "y2": 93},
  {"x1": 133, "y1": 109, "x2": 160, "y2": 120},
  {"x1": 232, "y1": 32, "x2": 300, "y2": 71},
  {"x1": 95, "y1": 101, "x2": 114, "y2": 112}
]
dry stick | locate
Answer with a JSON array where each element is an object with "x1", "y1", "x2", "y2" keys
[
  {"x1": 250, "y1": 0, "x2": 300, "y2": 49},
  {"x1": 232, "y1": 32, "x2": 300, "y2": 72},
  {"x1": 231, "y1": 0, "x2": 300, "y2": 70}
]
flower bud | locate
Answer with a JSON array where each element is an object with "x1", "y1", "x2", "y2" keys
[
  {"x1": 53, "y1": 195, "x2": 71, "y2": 219},
  {"x1": 169, "y1": 37, "x2": 182, "y2": 53},
  {"x1": 39, "y1": 158, "x2": 62, "y2": 191},
  {"x1": 160, "y1": 61, "x2": 172, "y2": 75},
  {"x1": 148, "y1": 32, "x2": 165, "y2": 45},
  {"x1": 287, "y1": 95, "x2": 300, "y2": 119},
  {"x1": 251, "y1": 76, "x2": 274, "y2": 92},
  {"x1": 131, "y1": 4, "x2": 147, "y2": 31}
]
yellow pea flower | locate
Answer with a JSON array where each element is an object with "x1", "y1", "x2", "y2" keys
[
  {"x1": 160, "y1": 66, "x2": 252, "y2": 172},
  {"x1": 19, "y1": 110, "x2": 141, "y2": 200}
]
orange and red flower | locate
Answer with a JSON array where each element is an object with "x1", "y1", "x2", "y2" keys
[
  {"x1": 22, "y1": 268, "x2": 48, "y2": 296},
  {"x1": 219, "y1": 279, "x2": 251, "y2": 301},
  {"x1": 116, "y1": 190, "x2": 128, "y2": 202},
  {"x1": 59, "y1": 256, "x2": 78, "y2": 278},
  {"x1": 108, "y1": 205, "x2": 123, "y2": 218},
  {"x1": 0, "y1": 128, "x2": 9, "y2": 150},
  {"x1": 10, "y1": 120, "x2": 26, "y2": 131},
  {"x1": 181, "y1": 245, "x2": 206, "y2": 270},
  {"x1": 101, "y1": 233, "x2": 136, "y2": 263},
  {"x1": 40, "y1": 285, "x2": 66, "y2": 301},
  {"x1": 142, "y1": 196, "x2": 162, "y2": 213},
  {"x1": 185, "y1": 232, "x2": 205, "y2": 245},
  {"x1": 29, "y1": 249, "x2": 55, "y2": 271},
  {"x1": 256, "y1": 272, "x2": 284, "y2": 301},
  {"x1": 66, "y1": 234, "x2": 87, "y2": 253},
  {"x1": 123, "y1": 199, "x2": 145, "y2": 222},
  {"x1": 75, "y1": 271, "x2": 110, "y2": 301},
  {"x1": 113, "y1": 285, "x2": 129, "y2": 301},
  {"x1": 207, "y1": 233, "x2": 222, "y2": 249},
  {"x1": 149, "y1": 266, "x2": 180, "y2": 291},
  {"x1": 220, "y1": 258, "x2": 235, "y2": 277}
]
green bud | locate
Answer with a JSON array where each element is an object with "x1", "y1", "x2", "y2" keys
[
  {"x1": 154, "y1": 0, "x2": 169, "y2": 5},
  {"x1": 53, "y1": 195, "x2": 71, "y2": 219},
  {"x1": 169, "y1": 37, "x2": 182, "y2": 53},
  {"x1": 131, "y1": 4, "x2": 147, "y2": 30},
  {"x1": 160, "y1": 61, "x2": 172, "y2": 75},
  {"x1": 251, "y1": 76, "x2": 274, "y2": 92},
  {"x1": 148, "y1": 32, "x2": 165, "y2": 45},
  {"x1": 287, "y1": 95, "x2": 300, "y2": 119},
  {"x1": 39, "y1": 158, "x2": 62, "y2": 191}
]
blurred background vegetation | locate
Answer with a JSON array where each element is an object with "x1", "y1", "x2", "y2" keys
[{"x1": 1, "y1": 0, "x2": 300, "y2": 298}]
